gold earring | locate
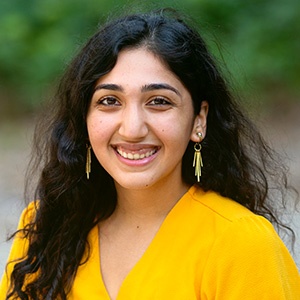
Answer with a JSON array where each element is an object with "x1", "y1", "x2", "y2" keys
[
  {"x1": 193, "y1": 132, "x2": 203, "y2": 182},
  {"x1": 86, "y1": 144, "x2": 91, "y2": 179}
]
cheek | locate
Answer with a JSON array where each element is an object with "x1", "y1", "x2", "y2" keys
[
  {"x1": 86, "y1": 116, "x2": 106, "y2": 144},
  {"x1": 159, "y1": 120, "x2": 193, "y2": 149},
  {"x1": 162, "y1": 112, "x2": 194, "y2": 135}
]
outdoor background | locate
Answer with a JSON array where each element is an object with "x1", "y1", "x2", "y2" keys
[{"x1": 1, "y1": 0, "x2": 299, "y2": 272}]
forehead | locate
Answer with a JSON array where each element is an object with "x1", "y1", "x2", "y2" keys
[{"x1": 96, "y1": 48, "x2": 184, "y2": 89}]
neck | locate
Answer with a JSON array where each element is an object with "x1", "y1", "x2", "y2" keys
[{"x1": 112, "y1": 179, "x2": 190, "y2": 225}]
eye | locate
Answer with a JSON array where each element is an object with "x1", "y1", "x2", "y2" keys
[
  {"x1": 97, "y1": 96, "x2": 121, "y2": 106},
  {"x1": 147, "y1": 97, "x2": 172, "y2": 106}
]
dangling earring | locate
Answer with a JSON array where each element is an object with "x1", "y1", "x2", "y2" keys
[
  {"x1": 193, "y1": 132, "x2": 203, "y2": 182},
  {"x1": 86, "y1": 144, "x2": 91, "y2": 179}
]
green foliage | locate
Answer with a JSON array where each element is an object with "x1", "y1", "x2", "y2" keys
[{"x1": 0, "y1": 0, "x2": 299, "y2": 114}]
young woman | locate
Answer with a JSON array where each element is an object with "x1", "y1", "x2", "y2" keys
[{"x1": 1, "y1": 9, "x2": 299, "y2": 299}]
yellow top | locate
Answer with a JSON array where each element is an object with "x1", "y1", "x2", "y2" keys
[{"x1": 1, "y1": 186, "x2": 300, "y2": 299}]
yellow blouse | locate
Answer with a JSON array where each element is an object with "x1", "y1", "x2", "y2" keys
[{"x1": 1, "y1": 186, "x2": 300, "y2": 299}]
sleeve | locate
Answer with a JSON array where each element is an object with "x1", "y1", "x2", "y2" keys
[
  {"x1": 200, "y1": 215, "x2": 300, "y2": 300},
  {"x1": 0, "y1": 202, "x2": 36, "y2": 298}
]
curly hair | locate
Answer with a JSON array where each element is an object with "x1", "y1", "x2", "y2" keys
[{"x1": 6, "y1": 8, "x2": 296, "y2": 299}]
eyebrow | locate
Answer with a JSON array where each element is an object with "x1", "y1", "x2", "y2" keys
[
  {"x1": 141, "y1": 83, "x2": 181, "y2": 96},
  {"x1": 94, "y1": 83, "x2": 123, "y2": 92},
  {"x1": 94, "y1": 83, "x2": 181, "y2": 96}
]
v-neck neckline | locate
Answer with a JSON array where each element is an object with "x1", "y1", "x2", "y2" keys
[{"x1": 96, "y1": 185, "x2": 195, "y2": 300}]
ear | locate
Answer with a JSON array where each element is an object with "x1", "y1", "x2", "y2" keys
[{"x1": 190, "y1": 101, "x2": 209, "y2": 142}]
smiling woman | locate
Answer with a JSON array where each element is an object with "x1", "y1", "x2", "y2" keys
[
  {"x1": 1, "y1": 8, "x2": 300, "y2": 300},
  {"x1": 87, "y1": 48, "x2": 201, "y2": 192}
]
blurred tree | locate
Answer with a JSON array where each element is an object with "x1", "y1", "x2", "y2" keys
[{"x1": 0, "y1": 0, "x2": 299, "y2": 117}]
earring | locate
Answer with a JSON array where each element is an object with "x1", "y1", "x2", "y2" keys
[
  {"x1": 86, "y1": 144, "x2": 91, "y2": 179},
  {"x1": 193, "y1": 132, "x2": 203, "y2": 182}
]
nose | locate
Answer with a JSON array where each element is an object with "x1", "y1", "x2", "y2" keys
[{"x1": 118, "y1": 104, "x2": 148, "y2": 140}]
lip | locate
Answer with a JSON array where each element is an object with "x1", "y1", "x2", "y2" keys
[
  {"x1": 112, "y1": 144, "x2": 160, "y2": 166},
  {"x1": 117, "y1": 148, "x2": 157, "y2": 160}
]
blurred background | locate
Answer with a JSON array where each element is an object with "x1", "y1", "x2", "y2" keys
[{"x1": 0, "y1": 0, "x2": 299, "y2": 270}]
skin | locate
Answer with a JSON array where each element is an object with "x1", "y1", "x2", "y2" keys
[{"x1": 87, "y1": 48, "x2": 208, "y2": 299}]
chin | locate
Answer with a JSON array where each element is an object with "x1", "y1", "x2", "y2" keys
[
  {"x1": 113, "y1": 174, "x2": 161, "y2": 191},
  {"x1": 115, "y1": 180, "x2": 155, "y2": 191}
]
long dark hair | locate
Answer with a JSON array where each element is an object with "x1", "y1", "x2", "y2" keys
[{"x1": 6, "y1": 8, "x2": 297, "y2": 299}]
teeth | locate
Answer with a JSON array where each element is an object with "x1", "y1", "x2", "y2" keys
[{"x1": 117, "y1": 149, "x2": 156, "y2": 160}]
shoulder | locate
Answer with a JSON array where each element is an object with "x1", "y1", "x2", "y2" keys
[
  {"x1": 17, "y1": 201, "x2": 38, "y2": 231},
  {"x1": 185, "y1": 188, "x2": 300, "y2": 297},
  {"x1": 5, "y1": 201, "x2": 38, "y2": 261},
  {"x1": 187, "y1": 185, "x2": 255, "y2": 221},
  {"x1": 185, "y1": 185, "x2": 281, "y2": 248},
  {"x1": 0, "y1": 201, "x2": 39, "y2": 296}
]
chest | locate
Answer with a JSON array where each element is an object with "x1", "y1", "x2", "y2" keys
[
  {"x1": 99, "y1": 224, "x2": 161, "y2": 300},
  {"x1": 71, "y1": 224, "x2": 205, "y2": 300}
]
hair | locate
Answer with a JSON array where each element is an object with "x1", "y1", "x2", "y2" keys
[{"x1": 6, "y1": 8, "x2": 297, "y2": 299}]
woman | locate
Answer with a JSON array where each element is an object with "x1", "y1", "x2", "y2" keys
[{"x1": 1, "y1": 8, "x2": 299, "y2": 299}]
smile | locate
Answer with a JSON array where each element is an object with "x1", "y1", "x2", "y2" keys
[{"x1": 116, "y1": 148, "x2": 158, "y2": 160}]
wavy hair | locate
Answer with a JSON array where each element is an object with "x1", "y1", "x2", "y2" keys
[{"x1": 6, "y1": 8, "x2": 296, "y2": 299}]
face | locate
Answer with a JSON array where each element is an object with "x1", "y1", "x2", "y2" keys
[{"x1": 87, "y1": 48, "x2": 207, "y2": 191}]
